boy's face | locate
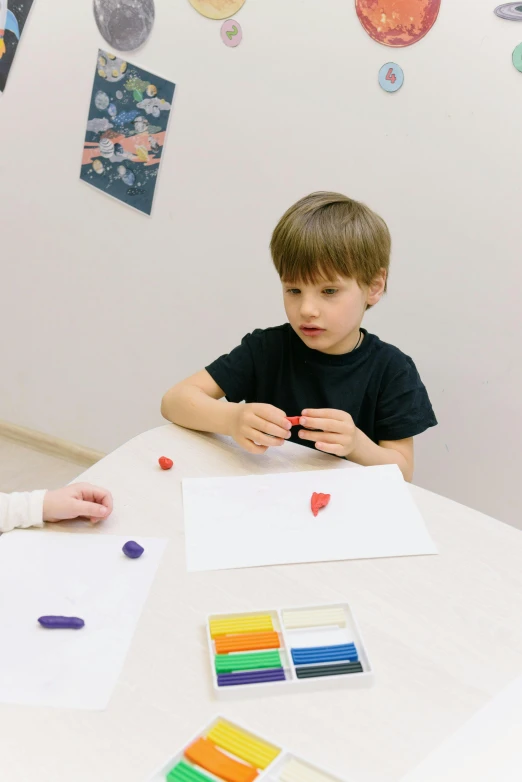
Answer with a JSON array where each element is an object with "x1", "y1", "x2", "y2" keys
[{"x1": 282, "y1": 273, "x2": 385, "y2": 355}]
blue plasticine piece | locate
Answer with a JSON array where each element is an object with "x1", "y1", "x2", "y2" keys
[
  {"x1": 122, "y1": 540, "x2": 144, "y2": 559},
  {"x1": 292, "y1": 643, "x2": 356, "y2": 654},
  {"x1": 38, "y1": 615, "x2": 85, "y2": 629},
  {"x1": 291, "y1": 643, "x2": 358, "y2": 666}
]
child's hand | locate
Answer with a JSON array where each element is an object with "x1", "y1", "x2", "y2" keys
[
  {"x1": 298, "y1": 409, "x2": 357, "y2": 457},
  {"x1": 43, "y1": 483, "x2": 113, "y2": 523},
  {"x1": 230, "y1": 403, "x2": 291, "y2": 454}
]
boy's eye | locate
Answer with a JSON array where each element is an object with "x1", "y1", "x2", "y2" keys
[
  {"x1": 323, "y1": 288, "x2": 338, "y2": 295},
  {"x1": 286, "y1": 288, "x2": 301, "y2": 295}
]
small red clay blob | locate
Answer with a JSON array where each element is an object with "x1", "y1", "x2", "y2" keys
[
  {"x1": 158, "y1": 456, "x2": 174, "y2": 470},
  {"x1": 286, "y1": 416, "x2": 301, "y2": 426},
  {"x1": 311, "y1": 492, "x2": 331, "y2": 517}
]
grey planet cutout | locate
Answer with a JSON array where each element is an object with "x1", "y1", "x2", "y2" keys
[
  {"x1": 93, "y1": 0, "x2": 155, "y2": 52},
  {"x1": 494, "y1": 3, "x2": 522, "y2": 20}
]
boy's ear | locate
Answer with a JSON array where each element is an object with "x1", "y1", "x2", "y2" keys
[{"x1": 367, "y1": 269, "x2": 387, "y2": 306}]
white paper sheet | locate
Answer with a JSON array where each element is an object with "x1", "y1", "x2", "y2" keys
[
  {"x1": 401, "y1": 674, "x2": 522, "y2": 781},
  {"x1": 182, "y1": 464, "x2": 436, "y2": 572},
  {"x1": 0, "y1": 531, "x2": 166, "y2": 709}
]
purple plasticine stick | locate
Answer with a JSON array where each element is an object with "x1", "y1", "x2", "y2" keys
[
  {"x1": 122, "y1": 540, "x2": 144, "y2": 559},
  {"x1": 217, "y1": 668, "x2": 286, "y2": 687},
  {"x1": 38, "y1": 616, "x2": 85, "y2": 629}
]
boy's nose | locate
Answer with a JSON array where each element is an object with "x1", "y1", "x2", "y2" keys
[{"x1": 300, "y1": 297, "x2": 320, "y2": 319}]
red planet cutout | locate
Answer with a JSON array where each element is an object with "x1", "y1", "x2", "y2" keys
[{"x1": 356, "y1": 0, "x2": 441, "y2": 47}]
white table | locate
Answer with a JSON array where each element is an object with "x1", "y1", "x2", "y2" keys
[{"x1": 2, "y1": 424, "x2": 522, "y2": 782}]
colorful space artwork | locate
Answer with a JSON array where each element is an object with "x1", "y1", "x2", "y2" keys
[
  {"x1": 80, "y1": 50, "x2": 175, "y2": 216},
  {"x1": 188, "y1": 0, "x2": 245, "y2": 21},
  {"x1": 355, "y1": 0, "x2": 441, "y2": 48},
  {"x1": 0, "y1": 0, "x2": 35, "y2": 91}
]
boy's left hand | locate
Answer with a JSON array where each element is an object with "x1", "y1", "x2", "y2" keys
[{"x1": 298, "y1": 409, "x2": 357, "y2": 457}]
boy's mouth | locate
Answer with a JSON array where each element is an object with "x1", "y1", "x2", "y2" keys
[{"x1": 299, "y1": 325, "x2": 326, "y2": 337}]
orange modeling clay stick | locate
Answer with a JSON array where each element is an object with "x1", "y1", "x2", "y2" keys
[{"x1": 185, "y1": 737, "x2": 258, "y2": 782}]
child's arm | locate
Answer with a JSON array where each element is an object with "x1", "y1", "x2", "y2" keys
[
  {"x1": 161, "y1": 370, "x2": 291, "y2": 454},
  {"x1": 0, "y1": 483, "x2": 112, "y2": 533},
  {"x1": 348, "y1": 432, "x2": 414, "y2": 481},
  {"x1": 161, "y1": 370, "x2": 238, "y2": 436},
  {"x1": 0, "y1": 490, "x2": 47, "y2": 533},
  {"x1": 297, "y1": 410, "x2": 414, "y2": 481}
]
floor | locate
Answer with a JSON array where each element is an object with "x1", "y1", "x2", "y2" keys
[{"x1": 0, "y1": 436, "x2": 87, "y2": 493}]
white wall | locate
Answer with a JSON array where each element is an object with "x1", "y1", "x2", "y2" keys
[{"x1": 1, "y1": 0, "x2": 521, "y2": 525}]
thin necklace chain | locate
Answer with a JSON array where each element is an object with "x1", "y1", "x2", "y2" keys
[{"x1": 352, "y1": 329, "x2": 363, "y2": 352}]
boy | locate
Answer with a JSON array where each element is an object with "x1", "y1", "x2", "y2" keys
[{"x1": 161, "y1": 192, "x2": 436, "y2": 481}]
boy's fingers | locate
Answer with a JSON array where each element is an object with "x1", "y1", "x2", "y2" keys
[
  {"x1": 299, "y1": 430, "x2": 340, "y2": 444},
  {"x1": 91, "y1": 488, "x2": 113, "y2": 512},
  {"x1": 252, "y1": 416, "x2": 290, "y2": 440},
  {"x1": 300, "y1": 417, "x2": 345, "y2": 434},
  {"x1": 75, "y1": 501, "x2": 109, "y2": 519},
  {"x1": 255, "y1": 405, "x2": 291, "y2": 429},
  {"x1": 242, "y1": 439, "x2": 268, "y2": 454},
  {"x1": 71, "y1": 484, "x2": 114, "y2": 514},
  {"x1": 302, "y1": 409, "x2": 349, "y2": 421},
  {"x1": 246, "y1": 428, "x2": 285, "y2": 447},
  {"x1": 259, "y1": 403, "x2": 288, "y2": 418}
]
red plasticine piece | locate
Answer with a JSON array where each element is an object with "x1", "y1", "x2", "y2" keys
[
  {"x1": 286, "y1": 416, "x2": 301, "y2": 426},
  {"x1": 311, "y1": 492, "x2": 331, "y2": 517},
  {"x1": 158, "y1": 456, "x2": 174, "y2": 470}
]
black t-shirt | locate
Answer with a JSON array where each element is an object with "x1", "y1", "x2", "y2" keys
[{"x1": 206, "y1": 324, "x2": 437, "y2": 447}]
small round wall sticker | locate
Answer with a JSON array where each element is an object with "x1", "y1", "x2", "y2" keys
[
  {"x1": 221, "y1": 19, "x2": 242, "y2": 46},
  {"x1": 378, "y1": 62, "x2": 404, "y2": 92}
]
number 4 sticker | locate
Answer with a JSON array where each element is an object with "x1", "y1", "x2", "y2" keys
[{"x1": 379, "y1": 62, "x2": 404, "y2": 93}]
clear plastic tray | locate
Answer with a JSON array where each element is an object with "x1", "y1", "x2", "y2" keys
[{"x1": 207, "y1": 602, "x2": 374, "y2": 700}]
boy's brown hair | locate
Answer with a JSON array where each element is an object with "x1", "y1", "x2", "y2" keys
[{"x1": 270, "y1": 192, "x2": 391, "y2": 291}]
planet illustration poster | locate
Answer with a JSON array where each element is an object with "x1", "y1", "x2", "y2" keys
[
  {"x1": 355, "y1": 0, "x2": 441, "y2": 48},
  {"x1": 80, "y1": 50, "x2": 175, "y2": 216},
  {"x1": 0, "y1": 0, "x2": 36, "y2": 92},
  {"x1": 188, "y1": 0, "x2": 245, "y2": 21}
]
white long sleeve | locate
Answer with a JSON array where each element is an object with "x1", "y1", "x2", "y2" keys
[{"x1": 0, "y1": 490, "x2": 46, "y2": 533}]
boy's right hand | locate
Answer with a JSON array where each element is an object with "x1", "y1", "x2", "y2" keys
[{"x1": 230, "y1": 403, "x2": 291, "y2": 454}]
